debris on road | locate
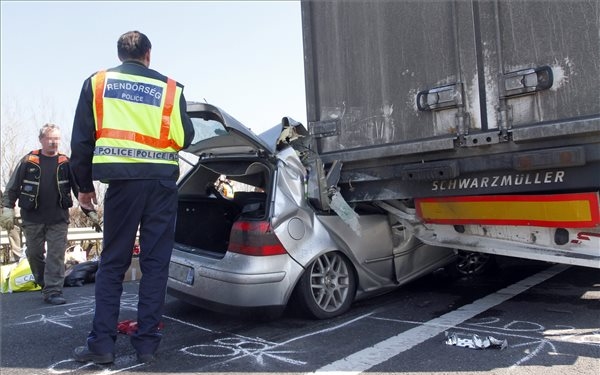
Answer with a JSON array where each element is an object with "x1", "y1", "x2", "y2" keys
[
  {"x1": 117, "y1": 320, "x2": 164, "y2": 335},
  {"x1": 444, "y1": 331, "x2": 508, "y2": 350}
]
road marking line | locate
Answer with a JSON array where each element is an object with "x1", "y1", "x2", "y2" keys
[{"x1": 309, "y1": 264, "x2": 569, "y2": 374}]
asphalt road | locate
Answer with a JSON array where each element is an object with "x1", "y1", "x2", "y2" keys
[{"x1": 1, "y1": 257, "x2": 598, "y2": 375}]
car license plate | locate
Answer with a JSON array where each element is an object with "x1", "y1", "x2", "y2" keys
[{"x1": 169, "y1": 262, "x2": 194, "y2": 285}]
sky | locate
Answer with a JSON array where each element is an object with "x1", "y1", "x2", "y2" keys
[{"x1": 0, "y1": 1, "x2": 307, "y2": 158}]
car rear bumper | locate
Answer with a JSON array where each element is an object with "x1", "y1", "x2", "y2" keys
[
  {"x1": 166, "y1": 287, "x2": 287, "y2": 318},
  {"x1": 167, "y1": 251, "x2": 304, "y2": 309}
]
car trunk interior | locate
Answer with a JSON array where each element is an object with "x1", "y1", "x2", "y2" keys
[{"x1": 174, "y1": 160, "x2": 270, "y2": 255}]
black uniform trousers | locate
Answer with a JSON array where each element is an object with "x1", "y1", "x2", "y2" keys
[{"x1": 86, "y1": 179, "x2": 177, "y2": 356}]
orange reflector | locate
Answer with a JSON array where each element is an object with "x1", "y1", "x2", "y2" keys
[{"x1": 416, "y1": 192, "x2": 600, "y2": 228}]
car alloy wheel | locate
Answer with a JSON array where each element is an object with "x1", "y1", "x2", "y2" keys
[
  {"x1": 295, "y1": 251, "x2": 356, "y2": 319},
  {"x1": 454, "y1": 250, "x2": 495, "y2": 276}
]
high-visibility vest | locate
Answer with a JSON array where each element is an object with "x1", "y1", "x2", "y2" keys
[{"x1": 91, "y1": 70, "x2": 186, "y2": 167}]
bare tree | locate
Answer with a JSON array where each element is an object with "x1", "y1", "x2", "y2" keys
[
  {"x1": 1, "y1": 98, "x2": 30, "y2": 187},
  {"x1": 1, "y1": 93, "x2": 73, "y2": 178}
]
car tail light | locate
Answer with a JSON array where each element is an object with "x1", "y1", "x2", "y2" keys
[{"x1": 228, "y1": 221, "x2": 287, "y2": 256}]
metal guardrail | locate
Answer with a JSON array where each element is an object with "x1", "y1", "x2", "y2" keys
[
  {"x1": 1, "y1": 227, "x2": 103, "y2": 246},
  {"x1": 1, "y1": 227, "x2": 142, "y2": 265}
]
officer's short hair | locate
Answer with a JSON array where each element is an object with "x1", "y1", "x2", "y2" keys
[
  {"x1": 39, "y1": 123, "x2": 60, "y2": 140},
  {"x1": 117, "y1": 31, "x2": 152, "y2": 61}
]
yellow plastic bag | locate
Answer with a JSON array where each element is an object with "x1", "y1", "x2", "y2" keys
[
  {"x1": 1, "y1": 262, "x2": 18, "y2": 293},
  {"x1": 6, "y1": 258, "x2": 41, "y2": 293}
]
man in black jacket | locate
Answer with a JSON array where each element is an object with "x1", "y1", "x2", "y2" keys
[{"x1": 0, "y1": 123, "x2": 78, "y2": 304}]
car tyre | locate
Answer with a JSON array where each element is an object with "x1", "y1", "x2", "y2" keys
[
  {"x1": 452, "y1": 250, "x2": 497, "y2": 276},
  {"x1": 294, "y1": 251, "x2": 356, "y2": 319}
]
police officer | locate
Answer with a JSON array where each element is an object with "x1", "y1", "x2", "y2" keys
[
  {"x1": 0, "y1": 124, "x2": 78, "y2": 304},
  {"x1": 70, "y1": 30, "x2": 194, "y2": 364}
]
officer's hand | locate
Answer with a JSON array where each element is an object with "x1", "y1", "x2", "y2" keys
[
  {"x1": 78, "y1": 192, "x2": 97, "y2": 211},
  {"x1": 82, "y1": 207, "x2": 102, "y2": 232},
  {"x1": 0, "y1": 208, "x2": 15, "y2": 231}
]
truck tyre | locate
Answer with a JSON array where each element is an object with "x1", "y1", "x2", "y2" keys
[{"x1": 295, "y1": 251, "x2": 357, "y2": 319}]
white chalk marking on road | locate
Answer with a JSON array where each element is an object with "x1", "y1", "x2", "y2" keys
[
  {"x1": 163, "y1": 314, "x2": 214, "y2": 333},
  {"x1": 309, "y1": 264, "x2": 569, "y2": 374},
  {"x1": 509, "y1": 339, "x2": 557, "y2": 368}
]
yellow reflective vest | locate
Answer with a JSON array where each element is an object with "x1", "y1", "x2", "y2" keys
[{"x1": 91, "y1": 70, "x2": 186, "y2": 168}]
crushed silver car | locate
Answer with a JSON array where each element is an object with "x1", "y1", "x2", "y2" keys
[{"x1": 167, "y1": 102, "x2": 455, "y2": 319}]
